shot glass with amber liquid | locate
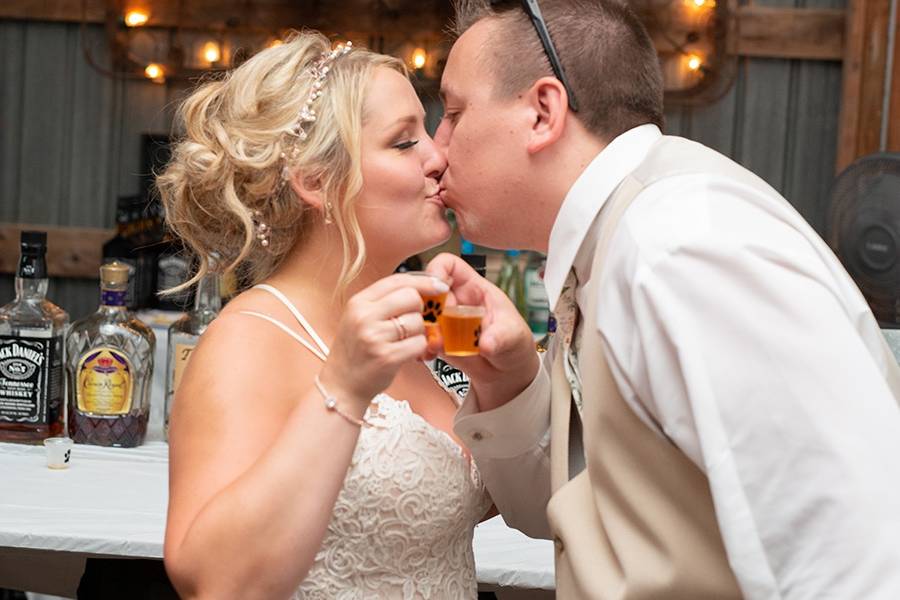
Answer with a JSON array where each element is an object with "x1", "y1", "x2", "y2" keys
[
  {"x1": 439, "y1": 305, "x2": 484, "y2": 356},
  {"x1": 406, "y1": 271, "x2": 448, "y2": 346}
]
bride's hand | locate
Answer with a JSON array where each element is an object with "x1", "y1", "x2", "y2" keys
[{"x1": 318, "y1": 273, "x2": 451, "y2": 405}]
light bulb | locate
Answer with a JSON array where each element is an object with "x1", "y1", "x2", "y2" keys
[
  {"x1": 124, "y1": 10, "x2": 149, "y2": 27},
  {"x1": 687, "y1": 55, "x2": 702, "y2": 71},
  {"x1": 411, "y1": 48, "x2": 427, "y2": 70},
  {"x1": 144, "y1": 63, "x2": 164, "y2": 81},
  {"x1": 202, "y1": 41, "x2": 221, "y2": 64}
]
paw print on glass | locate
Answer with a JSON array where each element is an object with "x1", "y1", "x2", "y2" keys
[
  {"x1": 439, "y1": 305, "x2": 485, "y2": 357},
  {"x1": 406, "y1": 271, "x2": 449, "y2": 346},
  {"x1": 422, "y1": 299, "x2": 443, "y2": 323},
  {"x1": 43, "y1": 436, "x2": 73, "y2": 469}
]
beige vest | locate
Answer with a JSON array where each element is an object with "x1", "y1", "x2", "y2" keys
[{"x1": 546, "y1": 135, "x2": 900, "y2": 599}]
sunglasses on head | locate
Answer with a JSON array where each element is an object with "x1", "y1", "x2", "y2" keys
[{"x1": 489, "y1": 0, "x2": 579, "y2": 111}]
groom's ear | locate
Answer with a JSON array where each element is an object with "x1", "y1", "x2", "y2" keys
[{"x1": 525, "y1": 76, "x2": 569, "y2": 155}]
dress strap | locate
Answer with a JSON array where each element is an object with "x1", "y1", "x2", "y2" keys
[
  {"x1": 253, "y1": 283, "x2": 330, "y2": 356},
  {"x1": 237, "y1": 310, "x2": 328, "y2": 363}
]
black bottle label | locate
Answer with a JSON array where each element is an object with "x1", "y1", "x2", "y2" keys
[{"x1": 0, "y1": 334, "x2": 62, "y2": 425}]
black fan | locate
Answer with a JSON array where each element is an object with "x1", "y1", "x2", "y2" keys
[{"x1": 826, "y1": 153, "x2": 900, "y2": 328}]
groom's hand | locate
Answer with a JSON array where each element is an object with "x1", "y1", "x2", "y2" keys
[{"x1": 426, "y1": 253, "x2": 540, "y2": 411}]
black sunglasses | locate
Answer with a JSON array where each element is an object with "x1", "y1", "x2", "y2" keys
[{"x1": 490, "y1": 0, "x2": 579, "y2": 112}]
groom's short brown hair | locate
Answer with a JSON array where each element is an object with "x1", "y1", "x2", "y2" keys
[{"x1": 452, "y1": 0, "x2": 664, "y2": 142}]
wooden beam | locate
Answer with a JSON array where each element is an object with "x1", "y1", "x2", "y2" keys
[
  {"x1": 0, "y1": 224, "x2": 115, "y2": 279},
  {"x1": 732, "y1": 6, "x2": 846, "y2": 61},
  {"x1": 0, "y1": 0, "x2": 452, "y2": 35},
  {"x1": 836, "y1": 0, "x2": 896, "y2": 173},
  {"x1": 0, "y1": 0, "x2": 107, "y2": 23}
]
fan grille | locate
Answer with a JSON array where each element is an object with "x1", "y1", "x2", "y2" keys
[{"x1": 826, "y1": 153, "x2": 900, "y2": 327}]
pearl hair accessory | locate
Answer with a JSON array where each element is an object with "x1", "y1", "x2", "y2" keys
[
  {"x1": 256, "y1": 41, "x2": 352, "y2": 248},
  {"x1": 252, "y1": 210, "x2": 270, "y2": 248},
  {"x1": 276, "y1": 41, "x2": 353, "y2": 226}
]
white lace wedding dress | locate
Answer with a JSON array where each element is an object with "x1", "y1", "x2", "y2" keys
[{"x1": 242, "y1": 285, "x2": 492, "y2": 600}]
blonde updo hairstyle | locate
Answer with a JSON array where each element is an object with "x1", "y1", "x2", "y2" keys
[{"x1": 157, "y1": 31, "x2": 405, "y2": 296}]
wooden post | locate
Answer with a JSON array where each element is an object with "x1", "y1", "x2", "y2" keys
[{"x1": 837, "y1": 0, "x2": 900, "y2": 173}]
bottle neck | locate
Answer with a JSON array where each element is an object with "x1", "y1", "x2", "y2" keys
[
  {"x1": 193, "y1": 272, "x2": 222, "y2": 312},
  {"x1": 15, "y1": 253, "x2": 48, "y2": 300},
  {"x1": 100, "y1": 286, "x2": 128, "y2": 309},
  {"x1": 15, "y1": 277, "x2": 48, "y2": 301}
]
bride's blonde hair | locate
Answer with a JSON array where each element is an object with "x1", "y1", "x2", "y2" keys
[{"x1": 156, "y1": 30, "x2": 405, "y2": 294}]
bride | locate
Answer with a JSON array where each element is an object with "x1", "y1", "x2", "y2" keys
[{"x1": 157, "y1": 31, "x2": 496, "y2": 599}]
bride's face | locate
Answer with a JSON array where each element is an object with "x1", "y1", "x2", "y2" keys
[{"x1": 354, "y1": 67, "x2": 451, "y2": 265}]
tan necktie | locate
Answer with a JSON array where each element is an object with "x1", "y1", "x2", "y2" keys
[{"x1": 554, "y1": 269, "x2": 583, "y2": 414}]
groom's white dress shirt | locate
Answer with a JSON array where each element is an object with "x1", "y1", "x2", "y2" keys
[{"x1": 455, "y1": 124, "x2": 900, "y2": 599}]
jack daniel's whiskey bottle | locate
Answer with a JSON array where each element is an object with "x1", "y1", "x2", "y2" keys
[
  {"x1": 0, "y1": 231, "x2": 68, "y2": 443},
  {"x1": 66, "y1": 262, "x2": 155, "y2": 447}
]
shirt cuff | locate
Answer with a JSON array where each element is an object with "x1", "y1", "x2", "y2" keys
[{"x1": 454, "y1": 361, "x2": 551, "y2": 459}]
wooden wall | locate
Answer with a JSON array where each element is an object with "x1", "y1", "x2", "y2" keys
[{"x1": 0, "y1": 0, "x2": 846, "y2": 318}]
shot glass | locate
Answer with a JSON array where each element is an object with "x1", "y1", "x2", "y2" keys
[
  {"x1": 439, "y1": 305, "x2": 485, "y2": 356},
  {"x1": 43, "y1": 436, "x2": 73, "y2": 470},
  {"x1": 406, "y1": 271, "x2": 449, "y2": 346}
]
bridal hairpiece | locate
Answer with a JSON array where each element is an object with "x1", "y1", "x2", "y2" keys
[
  {"x1": 256, "y1": 41, "x2": 353, "y2": 234},
  {"x1": 276, "y1": 41, "x2": 354, "y2": 220}
]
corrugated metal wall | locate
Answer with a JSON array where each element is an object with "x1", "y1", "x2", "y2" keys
[
  {"x1": 0, "y1": 22, "x2": 179, "y2": 319},
  {"x1": 1, "y1": 0, "x2": 845, "y2": 319}
]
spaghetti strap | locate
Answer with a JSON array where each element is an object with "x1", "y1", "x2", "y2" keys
[
  {"x1": 253, "y1": 284, "x2": 330, "y2": 356},
  {"x1": 237, "y1": 310, "x2": 328, "y2": 362}
]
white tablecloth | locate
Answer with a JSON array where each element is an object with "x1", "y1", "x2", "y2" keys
[{"x1": 0, "y1": 440, "x2": 553, "y2": 591}]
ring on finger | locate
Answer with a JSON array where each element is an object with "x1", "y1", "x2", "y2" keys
[{"x1": 391, "y1": 316, "x2": 408, "y2": 341}]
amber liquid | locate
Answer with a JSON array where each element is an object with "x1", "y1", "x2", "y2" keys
[
  {"x1": 69, "y1": 410, "x2": 148, "y2": 448},
  {"x1": 0, "y1": 419, "x2": 63, "y2": 444},
  {"x1": 439, "y1": 310, "x2": 483, "y2": 356},
  {"x1": 419, "y1": 290, "x2": 447, "y2": 346}
]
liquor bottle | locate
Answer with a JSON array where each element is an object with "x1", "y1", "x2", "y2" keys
[
  {"x1": 460, "y1": 239, "x2": 487, "y2": 278},
  {"x1": 103, "y1": 196, "x2": 156, "y2": 310},
  {"x1": 164, "y1": 270, "x2": 221, "y2": 438},
  {"x1": 66, "y1": 262, "x2": 155, "y2": 447},
  {"x1": 394, "y1": 254, "x2": 423, "y2": 273},
  {"x1": 0, "y1": 231, "x2": 68, "y2": 443},
  {"x1": 536, "y1": 313, "x2": 557, "y2": 353},
  {"x1": 524, "y1": 252, "x2": 550, "y2": 334},
  {"x1": 154, "y1": 234, "x2": 193, "y2": 311},
  {"x1": 496, "y1": 250, "x2": 526, "y2": 317}
]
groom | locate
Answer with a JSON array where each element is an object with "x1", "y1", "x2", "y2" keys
[{"x1": 428, "y1": 0, "x2": 900, "y2": 597}]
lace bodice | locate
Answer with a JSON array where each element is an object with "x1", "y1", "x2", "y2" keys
[
  {"x1": 241, "y1": 285, "x2": 491, "y2": 600},
  {"x1": 294, "y1": 391, "x2": 492, "y2": 599}
]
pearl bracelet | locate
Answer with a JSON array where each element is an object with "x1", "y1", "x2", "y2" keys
[{"x1": 314, "y1": 375, "x2": 377, "y2": 428}]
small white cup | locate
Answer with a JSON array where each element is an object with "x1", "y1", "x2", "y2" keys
[{"x1": 43, "y1": 436, "x2": 73, "y2": 470}]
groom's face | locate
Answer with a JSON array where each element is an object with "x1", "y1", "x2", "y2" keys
[{"x1": 435, "y1": 19, "x2": 536, "y2": 249}]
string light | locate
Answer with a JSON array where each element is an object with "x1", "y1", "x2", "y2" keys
[
  {"x1": 144, "y1": 63, "x2": 165, "y2": 83},
  {"x1": 124, "y1": 10, "x2": 149, "y2": 27},
  {"x1": 202, "y1": 41, "x2": 221, "y2": 64},
  {"x1": 411, "y1": 48, "x2": 427, "y2": 70}
]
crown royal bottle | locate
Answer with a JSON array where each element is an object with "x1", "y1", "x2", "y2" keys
[
  {"x1": 0, "y1": 231, "x2": 68, "y2": 443},
  {"x1": 66, "y1": 261, "x2": 155, "y2": 447}
]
